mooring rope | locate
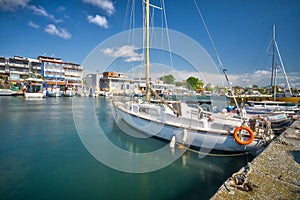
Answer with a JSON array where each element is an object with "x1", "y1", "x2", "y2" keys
[{"x1": 176, "y1": 142, "x2": 251, "y2": 157}]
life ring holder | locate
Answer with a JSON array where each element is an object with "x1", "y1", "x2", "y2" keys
[{"x1": 233, "y1": 126, "x2": 255, "y2": 145}]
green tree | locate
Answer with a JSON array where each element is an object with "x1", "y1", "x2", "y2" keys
[
  {"x1": 159, "y1": 74, "x2": 175, "y2": 84},
  {"x1": 186, "y1": 77, "x2": 204, "y2": 91},
  {"x1": 175, "y1": 81, "x2": 184, "y2": 87},
  {"x1": 252, "y1": 84, "x2": 258, "y2": 88},
  {"x1": 82, "y1": 78, "x2": 87, "y2": 85}
]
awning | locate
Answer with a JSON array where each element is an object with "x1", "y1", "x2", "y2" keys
[
  {"x1": 26, "y1": 78, "x2": 44, "y2": 82},
  {"x1": 46, "y1": 81, "x2": 66, "y2": 85}
]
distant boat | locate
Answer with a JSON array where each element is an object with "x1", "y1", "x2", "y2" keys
[
  {"x1": 104, "y1": 92, "x2": 113, "y2": 98},
  {"x1": 245, "y1": 100, "x2": 299, "y2": 114},
  {"x1": 24, "y1": 92, "x2": 45, "y2": 98},
  {"x1": 63, "y1": 89, "x2": 74, "y2": 97},
  {"x1": 113, "y1": 0, "x2": 274, "y2": 152},
  {"x1": 23, "y1": 78, "x2": 46, "y2": 98},
  {"x1": 48, "y1": 88, "x2": 63, "y2": 97},
  {"x1": 0, "y1": 89, "x2": 16, "y2": 96}
]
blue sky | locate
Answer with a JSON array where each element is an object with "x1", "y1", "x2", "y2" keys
[{"x1": 0, "y1": 0, "x2": 299, "y2": 87}]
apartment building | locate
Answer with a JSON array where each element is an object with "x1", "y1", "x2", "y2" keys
[
  {"x1": 99, "y1": 71, "x2": 175, "y2": 95},
  {"x1": 7, "y1": 56, "x2": 30, "y2": 81},
  {"x1": 38, "y1": 56, "x2": 83, "y2": 87}
]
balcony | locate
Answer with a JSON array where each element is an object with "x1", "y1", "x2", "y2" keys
[
  {"x1": 65, "y1": 77, "x2": 81, "y2": 81},
  {"x1": 10, "y1": 71, "x2": 29, "y2": 75},
  {"x1": 44, "y1": 75, "x2": 65, "y2": 79},
  {"x1": 65, "y1": 72, "x2": 82, "y2": 76},
  {"x1": 44, "y1": 68, "x2": 65, "y2": 73},
  {"x1": 8, "y1": 63, "x2": 29, "y2": 68},
  {"x1": 32, "y1": 66, "x2": 41, "y2": 70}
]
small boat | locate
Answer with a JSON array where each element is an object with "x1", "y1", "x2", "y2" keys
[
  {"x1": 0, "y1": 88, "x2": 16, "y2": 96},
  {"x1": 63, "y1": 89, "x2": 74, "y2": 97},
  {"x1": 104, "y1": 92, "x2": 113, "y2": 98},
  {"x1": 24, "y1": 92, "x2": 45, "y2": 98},
  {"x1": 23, "y1": 78, "x2": 46, "y2": 98},
  {"x1": 48, "y1": 91, "x2": 63, "y2": 97},
  {"x1": 48, "y1": 88, "x2": 63, "y2": 97}
]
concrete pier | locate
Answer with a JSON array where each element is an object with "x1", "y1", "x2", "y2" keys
[{"x1": 211, "y1": 119, "x2": 300, "y2": 200}]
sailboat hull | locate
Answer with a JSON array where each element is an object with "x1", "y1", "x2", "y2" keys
[
  {"x1": 114, "y1": 103, "x2": 264, "y2": 152},
  {"x1": 230, "y1": 96, "x2": 300, "y2": 104}
]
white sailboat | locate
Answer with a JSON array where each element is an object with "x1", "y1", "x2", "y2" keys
[{"x1": 112, "y1": 0, "x2": 274, "y2": 152}]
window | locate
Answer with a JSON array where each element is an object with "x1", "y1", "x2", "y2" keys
[{"x1": 139, "y1": 107, "x2": 158, "y2": 116}]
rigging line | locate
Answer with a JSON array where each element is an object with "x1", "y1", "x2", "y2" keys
[
  {"x1": 161, "y1": 0, "x2": 175, "y2": 76},
  {"x1": 193, "y1": 0, "x2": 241, "y2": 115},
  {"x1": 274, "y1": 40, "x2": 292, "y2": 95},
  {"x1": 142, "y1": 0, "x2": 162, "y2": 10},
  {"x1": 149, "y1": 7, "x2": 160, "y2": 63},
  {"x1": 150, "y1": 4, "x2": 156, "y2": 46},
  {"x1": 128, "y1": 0, "x2": 136, "y2": 44},
  {"x1": 193, "y1": 0, "x2": 222, "y2": 69},
  {"x1": 142, "y1": 0, "x2": 146, "y2": 70},
  {"x1": 123, "y1": 0, "x2": 131, "y2": 30},
  {"x1": 127, "y1": 0, "x2": 136, "y2": 80},
  {"x1": 160, "y1": 0, "x2": 165, "y2": 66},
  {"x1": 176, "y1": 143, "x2": 250, "y2": 157}
]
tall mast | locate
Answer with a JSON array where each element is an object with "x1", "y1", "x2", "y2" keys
[
  {"x1": 270, "y1": 25, "x2": 275, "y2": 94},
  {"x1": 145, "y1": 0, "x2": 150, "y2": 101},
  {"x1": 270, "y1": 25, "x2": 292, "y2": 96}
]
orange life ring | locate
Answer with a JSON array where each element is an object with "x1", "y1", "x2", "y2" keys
[{"x1": 233, "y1": 126, "x2": 255, "y2": 145}]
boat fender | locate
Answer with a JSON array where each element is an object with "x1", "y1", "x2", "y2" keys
[
  {"x1": 183, "y1": 129, "x2": 188, "y2": 143},
  {"x1": 170, "y1": 136, "x2": 176, "y2": 149},
  {"x1": 233, "y1": 126, "x2": 254, "y2": 145}
]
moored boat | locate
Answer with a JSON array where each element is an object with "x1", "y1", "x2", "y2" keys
[
  {"x1": 0, "y1": 88, "x2": 16, "y2": 96},
  {"x1": 23, "y1": 78, "x2": 46, "y2": 98},
  {"x1": 112, "y1": 0, "x2": 274, "y2": 153},
  {"x1": 63, "y1": 89, "x2": 74, "y2": 97},
  {"x1": 24, "y1": 92, "x2": 45, "y2": 98}
]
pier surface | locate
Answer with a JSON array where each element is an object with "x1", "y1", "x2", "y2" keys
[{"x1": 211, "y1": 118, "x2": 300, "y2": 200}]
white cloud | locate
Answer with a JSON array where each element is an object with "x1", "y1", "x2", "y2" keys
[
  {"x1": 226, "y1": 70, "x2": 300, "y2": 88},
  {"x1": 57, "y1": 6, "x2": 66, "y2": 12},
  {"x1": 44, "y1": 24, "x2": 71, "y2": 39},
  {"x1": 27, "y1": 5, "x2": 62, "y2": 23},
  {"x1": 28, "y1": 21, "x2": 39, "y2": 28},
  {"x1": 83, "y1": 0, "x2": 115, "y2": 15},
  {"x1": 0, "y1": 0, "x2": 62, "y2": 22},
  {"x1": 87, "y1": 15, "x2": 108, "y2": 28},
  {"x1": 101, "y1": 45, "x2": 144, "y2": 62},
  {"x1": 125, "y1": 66, "x2": 300, "y2": 89},
  {"x1": 0, "y1": 0, "x2": 29, "y2": 11}
]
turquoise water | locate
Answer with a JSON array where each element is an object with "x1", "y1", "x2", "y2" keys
[{"x1": 0, "y1": 97, "x2": 250, "y2": 200}]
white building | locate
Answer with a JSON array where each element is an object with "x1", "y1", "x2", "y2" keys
[{"x1": 99, "y1": 71, "x2": 175, "y2": 95}]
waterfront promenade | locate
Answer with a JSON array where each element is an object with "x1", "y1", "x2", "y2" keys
[{"x1": 211, "y1": 118, "x2": 300, "y2": 199}]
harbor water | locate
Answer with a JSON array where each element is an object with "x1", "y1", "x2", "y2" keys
[{"x1": 0, "y1": 96, "x2": 250, "y2": 200}]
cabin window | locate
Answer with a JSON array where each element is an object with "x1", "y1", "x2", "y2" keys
[{"x1": 139, "y1": 107, "x2": 158, "y2": 116}]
